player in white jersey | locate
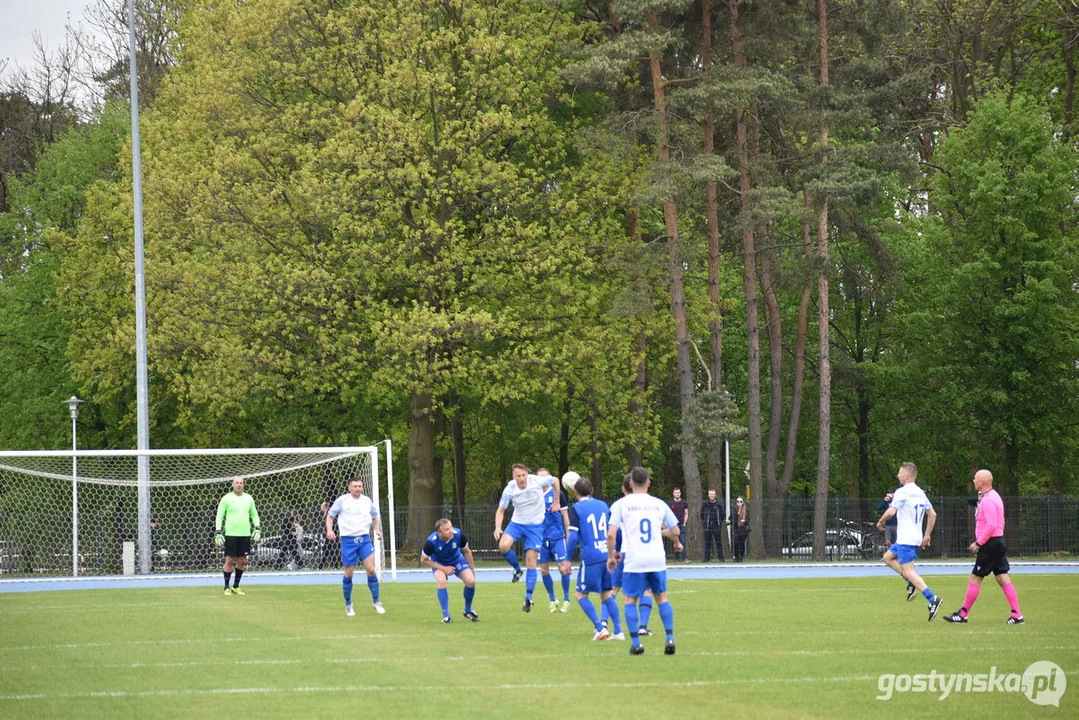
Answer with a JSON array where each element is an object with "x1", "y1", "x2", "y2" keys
[
  {"x1": 607, "y1": 466, "x2": 682, "y2": 655},
  {"x1": 876, "y1": 461, "x2": 942, "y2": 621},
  {"x1": 493, "y1": 463, "x2": 559, "y2": 611},
  {"x1": 327, "y1": 477, "x2": 385, "y2": 617}
]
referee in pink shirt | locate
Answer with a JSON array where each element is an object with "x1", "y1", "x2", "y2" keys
[{"x1": 943, "y1": 469, "x2": 1025, "y2": 624}]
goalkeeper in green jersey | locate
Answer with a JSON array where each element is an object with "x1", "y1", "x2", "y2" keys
[{"x1": 215, "y1": 477, "x2": 261, "y2": 595}]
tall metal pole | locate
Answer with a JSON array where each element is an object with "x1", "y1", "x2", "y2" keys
[
  {"x1": 65, "y1": 396, "x2": 84, "y2": 577},
  {"x1": 724, "y1": 438, "x2": 731, "y2": 550},
  {"x1": 128, "y1": 0, "x2": 152, "y2": 574}
]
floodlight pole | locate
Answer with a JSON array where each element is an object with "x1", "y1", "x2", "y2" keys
[
  {"x1": 128, "y1": 0, "x2": 152, "y2": 574},
  {"x1": 65, "y1": 396, "x2": 85, "y2": 577}
]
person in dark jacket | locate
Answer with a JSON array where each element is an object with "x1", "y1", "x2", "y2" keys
[
  {"x1": 699, "y1": 489, "x2": 725, "y2": 562},
  {"x1": 876, "y1": 490, "x2": 899, "y2": 546},
  {"x1": 727, "y1": 497, "x2": 751, "y2": 562}
]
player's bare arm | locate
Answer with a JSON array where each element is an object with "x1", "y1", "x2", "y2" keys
[
  {"x1": 325, "y1": 513, "x2": 336, "y2": 542},
  {"x1": 921, "y1": 507, "x2": 937, "y2": 549},
  {"x1": 463, "y1": 545, "x2": 475, "y2": 572},
  {"x1": 493, "y1": 506, "x2": 505, "y2": 540}
]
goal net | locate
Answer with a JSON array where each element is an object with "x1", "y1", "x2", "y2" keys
[{"x1": 0, "y1": 447, "x2": 387, "y2": 579}]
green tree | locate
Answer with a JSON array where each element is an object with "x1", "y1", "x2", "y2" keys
[{"x1": 910, "y1": 91, "x2": 1079, "y2": 493}]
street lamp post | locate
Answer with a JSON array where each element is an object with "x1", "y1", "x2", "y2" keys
[{"x1": 64, "y1": 396, "x2": 85, "y2": 577}]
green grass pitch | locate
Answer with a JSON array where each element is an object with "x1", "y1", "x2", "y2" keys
[{"x1": 0, "y1": 575, "x2": 1075, "y2": 719}]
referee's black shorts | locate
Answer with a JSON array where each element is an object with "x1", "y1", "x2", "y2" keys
[
  {"x1": 972, "y1": 536, "x2": 1009, "y2": 577},
  {"x1": 224, "y1": 536, "x2": 251, "y2": 558}
]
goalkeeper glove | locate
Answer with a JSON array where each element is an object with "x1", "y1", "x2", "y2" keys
[
  {"x1": 252, "y1": 528, "x2": 261, "y2": 543},
  {"x1": 214, "y1": 533, "x2": 224, "y2": 548}
]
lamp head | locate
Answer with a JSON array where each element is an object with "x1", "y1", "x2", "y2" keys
[{"x1": 64, "y1": 396, "x2": 85, "y2": 420}]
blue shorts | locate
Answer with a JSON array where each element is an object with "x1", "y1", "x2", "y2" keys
[
  {"x1": 612, "y1": 558, "x2": 625, "y2": 588},
  {"x1": 341, "y1": 535, "x2": 375, "y2": 567},
  {"x1": 431, "y1": 558, "x2": 472, "y2": 578},
  {"x1": 889, "y1": 543, "x2": 919, "y2": 565},
  {"x1": 576, "y1": 561, "x2": 613, "y2": 595},
  {"x1": 504, "y1": 522, "x2": 544, "y2": 552},
  {"x1": 621, "y1": 570, "x2": 668, "y2": 599},
  {"x1": 540, "y1": 537, "x2": 568, "y2": 564}
]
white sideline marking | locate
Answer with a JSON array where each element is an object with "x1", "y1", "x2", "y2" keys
[
  {"x1": 8, "y1": 672, "x2": 1079, "y2": 701},
  {"x1": 0, "y1": 676, "x2": 883, "y2": 700},
  {"x1": 0, "y1": 634, "x2": 418, "y2": 651},
  {"x1": 2, "y1": 645, "x2": 1072, "y2": 672}
]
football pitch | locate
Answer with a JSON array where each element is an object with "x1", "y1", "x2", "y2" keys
[{"x1": 1, "y1": 574, "x2": 1075, "y2": 719}]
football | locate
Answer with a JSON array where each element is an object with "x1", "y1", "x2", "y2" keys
[{"x1": 561, "y1": 471, "x2": 581, "y2": 495}]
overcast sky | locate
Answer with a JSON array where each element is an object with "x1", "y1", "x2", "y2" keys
[{"x1": 1, "y1": 0, "x2": 97, "y2": 71}]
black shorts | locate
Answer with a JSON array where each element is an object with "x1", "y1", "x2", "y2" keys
[
  {"x1": 224, "y1": 536, "x2": 251, "y2": 558},
  {"x1": 972, "y1": 536, "x2": 1009, "y2": 577}
]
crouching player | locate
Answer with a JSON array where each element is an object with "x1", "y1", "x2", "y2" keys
[
  {"x1": 567, "y1": 477, "x2": 624, "y2": 640},
  {"x1": 422, "y1": 518, "x2": 480, "y2": 624}
]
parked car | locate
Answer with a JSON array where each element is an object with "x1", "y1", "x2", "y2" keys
[
  {"x1": 783, "y1": 529, "x2": 870, "y2": 560},
  {"x1": 0, "y1": 540, "x2": 24, "y2": 573},
  {"x1": 250, "y1": 533, "x2": 322, "y2": 569}
]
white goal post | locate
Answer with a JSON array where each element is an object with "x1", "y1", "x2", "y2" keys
[{"x1": 0, "y1": 444, "x2": 397, "y2": 580}]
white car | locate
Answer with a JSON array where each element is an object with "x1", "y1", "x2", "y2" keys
[{"x1": 250, "y1": 533, "x2": 323, "y2": 569}]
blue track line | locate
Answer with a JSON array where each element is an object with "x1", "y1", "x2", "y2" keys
[{"x1": 1, "y1": 561, "x2": 1076, "y2": 593}]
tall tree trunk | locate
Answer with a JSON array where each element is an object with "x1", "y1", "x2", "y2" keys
[
  {"x1": 730, "y1": 0, "x2": 763, "y2": 557},
  {"x1": 702, "y1": 0, "x2": 725, "y2": 497},
  {"x1": 648, "y1": 12, "x2": 703, "y2": 558},
  {"x1": 589, "y1": 402, "x2": 604, "y2": 499},
  {"x1": 768, "y1": 187, "x2": 813, "y2": 555},
  {"x1": 627, "y1": 324, "x2": 646, "y2": 471},
  {"x1": 1064, "y1": 31, "x2": 1075, "y2": 138},
  {"x1": 451, "y1": 400, "x2": 466, "y2": 526},
  {"x1": 406, "y1": 391, "x2": 443, "y2": 554},
  {"x1": 812, "y1": 0, "x2": 832, "y2": 561}
]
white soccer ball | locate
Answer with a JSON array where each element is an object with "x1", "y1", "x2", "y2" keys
[
  {"x1": 561, "y1": 471, "x2": 581, "y2": 495},
  {"x1": 158, "y1": 548, "x2": 169, "y2": 558}
]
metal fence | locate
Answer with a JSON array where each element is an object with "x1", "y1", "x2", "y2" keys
[{"x1": 386, "y1": 496, "x2": 1079, "y2": 562}]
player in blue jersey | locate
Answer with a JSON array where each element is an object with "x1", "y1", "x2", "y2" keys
[
  {"x1": 536, "y1": 468, "x2": 573, "y2": 613},
  {"x1": 607, "y1": 466, "x2": 682, "y2": 655},
  {"x1": 568, "y1": 476, "x2": 624, "y2": 640},
  {"x1": 421, "y1": 518, "x2": 479, "y2": 624},
  {"x1": 494, "y1": 464, "x2": 560, "y2": 611}
]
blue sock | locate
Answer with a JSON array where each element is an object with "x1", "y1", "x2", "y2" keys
[
  {"x1": 503, "y1": 550, "x2": 521, "y2": 573},
  {"x1": 342, "y1": 575, "x2": 353, "y2": 605},
  {"x1": 561, "y1": 573, "x2": 571, "y2": 601},
  {"x1": 463, "y1": 585, "x2": 475, "y2": 613},
  {"x1": 600, "y1": 602, "x2": 609, "y2": 625},
  {"x1": 525, "y1": 568, "x2": 537, "y2": 599},
  {"x1": 658, "y1": 601, "x2": 675, "y2": 642},
  {"x1": 542, "y1": 573, "x2": 556, "y2": 601},
  {"x1": 578, "y1": 596, "x2": 601, "y2": 631},
  {"x1": 367, "y1": 575, "x2": 380, "y2": 603},
  {"x1": 639, "y1": 595, "x2": 654, "y2": 628},
  {"x1": 625, "y1": 602, "x2": 640, "y2": 647},
  {"x1": 437, "y1": 587, "x2": 449, "y2": 616},
  {"x1": 602, "y1": 596, "x2": 622, "y2": 634},
  {"x1": 922, "y1": 587, "x2": 936, "y2": 603}
]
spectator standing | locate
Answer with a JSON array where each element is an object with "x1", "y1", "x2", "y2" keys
[
  {"x1": 668, "y1": 488, "x2": 689, "y2": 563},
  {"x1": 728, "y1": 497, "x2": 751, "y2": 562},
  {"x1": 699, "y1": 489, "x2": 725, "y2": 562}
]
